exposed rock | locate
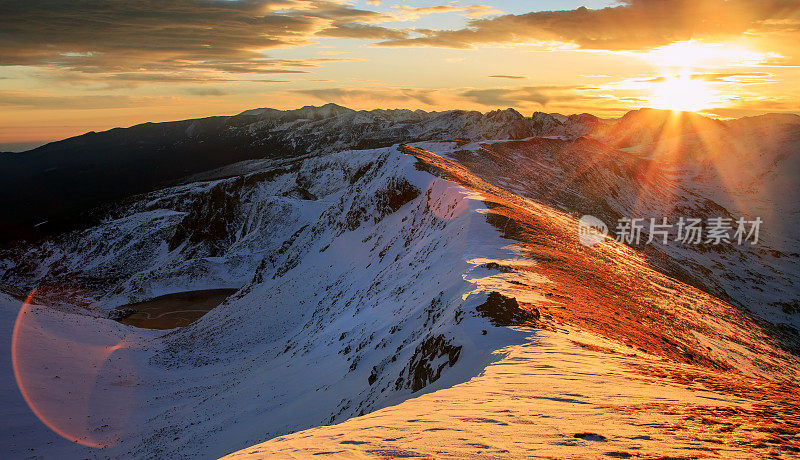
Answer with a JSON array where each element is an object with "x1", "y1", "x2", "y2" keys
[
  {"x1": 476, "y1": 292, "x2": 539, "y2": 327},
  {"x1": 345, "y1": 178, "x2": 420, "y2": 231},
  {"x1": 483, "y1": 262, "x2": 514, "y2": 273},
  {"x1": 377, "y1": 178, "x2": 421, "y2": 214},
  {"x1": 168, "y1": 178, "x2": 242, "y2": 255},
  {"x1": 400, "y1": 335, "x2": 462, "y2": 393},
  {"x1": 574, "y1": 432, "x2": 608, "y2": 442}
]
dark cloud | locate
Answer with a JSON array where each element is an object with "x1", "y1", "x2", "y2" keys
[
  {"x1": 377, "y1": 0, "x2": 800, "y2": 58},
  {"x1": 186, "y1": 86, "x2": 230, "y2": 96},
  {"x1": 182, "y1": 79, "x2": 288, "y2": 96},
  {"x1": 488, "y1": 75, "x2": 526, "y2": 79},
  {"x1": 184, "y1": 87, "x2": 229, "y2": 96},
  {"x1": 460, "y1": 86, "x2": 585, "y2": 107},
  {"x1": 0, "y1": 0, "x2": 387, "y2": 78},
  {"x1": 316, "y1": 23, "x2": 408, "y2": 40},
  {"x1": 461, "y1": 88, "x2": 539, "y2": 106}
]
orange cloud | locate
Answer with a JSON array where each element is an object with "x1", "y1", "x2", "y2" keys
[{"x1": 376, "y1": 0, "x2": 800, "y2": 63}]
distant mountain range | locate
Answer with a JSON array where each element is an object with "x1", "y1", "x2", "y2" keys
[{"x1": 8, "y1": 104, "x2": 796, "y2": 242}]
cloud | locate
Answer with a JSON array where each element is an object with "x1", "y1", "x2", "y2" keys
[
  {"x1": 706, "y1": 96, "x2": 800, "y2": 117},
  {"x1": 460, "y1": 86, "x2": 586, "y2": 107},
  {"x1": 690, "y1": 72, "x2": 775, "y2": 83},
  {"x1": 15, "y1": 56, "x2": 358, "y2": 92},
  {"x1": 376, "y1": 0, "x2": 800, "y2": 60},
  {"x1": 0, "y1": 0, "x2": 512, "y2": 84},
  {"x1": 9, "y1": 0, "x2": 791, "y2": 86},
  {"x1": 13, "y1": 67, "x2": 301, "y2": 92},
  {"x1": 292, "y1": 84, "x2": 618, "y2": 112},
  {"x1": 1, "y1": 0, "x2": 796, "y2": 120},
  {"x1": 183, "y1": 87, "x2": 230, "y2": 97},
  {"x1": 0, "y1": 0, "x2": 386, "y2": 79},
  {"x1": 316, "y1": 23, "x2": 409, "y2": 40},
  {"x1": 296, "y1": 87, "x2": 440, "y2": 106},
  {"x1": 0, "y1": 91, "x2": 175, "y2": 109},
  {"x1": 623, "y1": 71, "x2": 775, "y2": 85},
  {"x1": 488, "y1": 75, "x2": 526, "y2": 79},
  {"x1": 390, "y1": 5, "x2": 502, "y2": 21}
]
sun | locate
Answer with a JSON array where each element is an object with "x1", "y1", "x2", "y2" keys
[
  {"x1": 647, "y1": 73, "x2": 717, "y2": 112},
  {"x1": 634, "y1": 40, "x2": 772, "y2": 113}
]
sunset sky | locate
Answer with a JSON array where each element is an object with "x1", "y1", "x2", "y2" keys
[{"x1": 1, "y1": 0, "x2": 799, "y2": 151}]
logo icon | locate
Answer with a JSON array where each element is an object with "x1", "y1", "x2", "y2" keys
[{"x1": 578, "y1": 215, "x2": 608, "y2": 247}]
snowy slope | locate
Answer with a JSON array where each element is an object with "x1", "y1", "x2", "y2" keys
[
  {"x1": 1, "y1": 107, "x2": 798, "y2": 459},
  {"x1": 225, "y1": 329, "x2": 798, "y2": 459},
  {"x1": 1, "y1": 148, "x2": 544, "y2": 458}
]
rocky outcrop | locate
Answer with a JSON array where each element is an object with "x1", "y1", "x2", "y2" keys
[
  {"x1": 344, "y1": 178, "x2": 420, "y2": 231},
  {"x1": 399, "y1": 335, "x2": 462, "y2": 393},
  {"x1": 169, "y1": 178, "x2": 243, "y2": 256},
  {"x1": 476, "y1": 292, "x2": 539, "y2": 327}
]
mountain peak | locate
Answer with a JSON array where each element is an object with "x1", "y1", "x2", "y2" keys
[
  {"x1": 238, "y1": 103, "x2": 354, "y2": 119},
  {"x1": 485, "y1": 108, "x2": 524, "y2": 120}
]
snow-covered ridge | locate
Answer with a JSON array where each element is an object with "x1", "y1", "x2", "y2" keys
[
  {"x1": 1, "y1": 147, "x2": 549, "y2": 457},
  {"x1": 399, "y1": 126, "x2": 800, "y2": 330},
  {"x1": 1, "y1": 108, "x2": 799, "y2": 458}
]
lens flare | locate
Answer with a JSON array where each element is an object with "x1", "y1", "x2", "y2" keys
[{"x1": 11, "y1": 288, "x2": 137, "y2": 448}]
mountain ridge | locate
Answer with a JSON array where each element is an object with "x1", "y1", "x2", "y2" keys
[{"x1": 1, "y1": 138, "x2": 798, "y2": 457}]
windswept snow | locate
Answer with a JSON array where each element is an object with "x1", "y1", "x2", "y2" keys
[{"x1": 225, "y1": 329, "x2": 793, "y2": 459}]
